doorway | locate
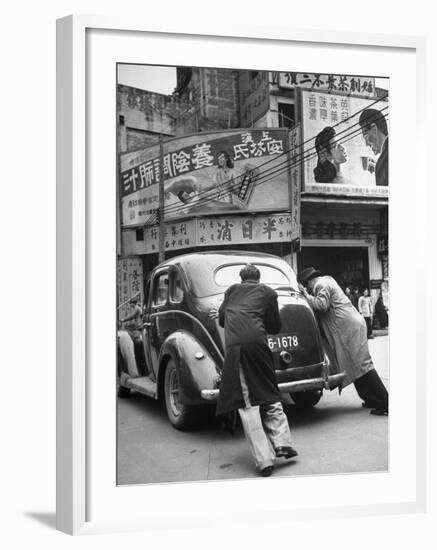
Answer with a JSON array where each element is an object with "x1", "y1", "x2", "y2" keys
[{"x1": 298, "y1": 246, "x2": 370, "y2": 292}]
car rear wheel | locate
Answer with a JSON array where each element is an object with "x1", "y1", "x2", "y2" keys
[
  {"x1": 290, "y1": 389, "x2": 322, "y2": 409},
  {"x1": 164, "y1": 358, "x2": 199, "y2": 430}
]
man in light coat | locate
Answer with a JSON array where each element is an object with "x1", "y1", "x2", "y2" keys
[
  {"x1": 211, "y1": 264, "x2": 298, "y2": 477},
  {"x1": 298, "y1": 267, "x2": 388, "y2": 416}
]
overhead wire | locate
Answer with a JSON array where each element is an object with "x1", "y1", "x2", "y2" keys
[
  {"x1": 128, "y1": 90, "x2": 388, "y2": 175},
  {"x1": 161, "y1": 105, "x2": 389, "y2": 217},
  {"x1": 149, "y1": 95, "x2": 388, "y2": 216},
  {"x1": 162, "y1": 107, "x2": 388, "y2": 214},
  {"x1": 161, "y1": 118, "x2": 388, "y2": 218},
  {"x1": 121, "y1": 92, "x2": 389, "y2": 223}
]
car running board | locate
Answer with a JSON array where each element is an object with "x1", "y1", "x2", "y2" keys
[{"x1": 126, "y1": 376, "x2": 157, "y2": 399}]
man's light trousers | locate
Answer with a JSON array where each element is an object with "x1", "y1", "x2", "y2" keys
[{"x1": 238, "y1": 368, "x2": 293, "y2": 470}]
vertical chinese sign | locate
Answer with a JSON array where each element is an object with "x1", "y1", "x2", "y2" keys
[
  {"x1": 288, "y1": 123, "x2": 302, "y2": 242},
  {"x1": 117, "y1": 257, "x2": 144, "y2": 319}
]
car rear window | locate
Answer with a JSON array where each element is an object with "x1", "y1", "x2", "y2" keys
[{"x1": 214, "y1": 264, "x2": 291, "y2": 287}]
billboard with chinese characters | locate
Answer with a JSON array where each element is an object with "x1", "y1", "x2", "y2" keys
[
  {"x1": 279, "y1": 73, "x2": 376, "y2": 98},
  {"x1": 140, "y1": 213, "x2": 293, "y2": 255},
  {"x1": 288, "y1": 123, "x2": 302, "y2": 240},
  {"x1": 117, "y1": 257, "x2": 144, "y2": 319},
  {"x1": 300, "y1": 89, "x2": 389, "y2": 196},
  {"x1": 120, "y1": 129, "x2": 290, "y2": 227}
]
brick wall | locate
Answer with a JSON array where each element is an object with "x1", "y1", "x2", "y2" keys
[{"x1": 176, "y1": 68, "x2": 240, "y2": 131}]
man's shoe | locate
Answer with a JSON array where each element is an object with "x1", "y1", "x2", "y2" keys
[
  {"x1": 275, "y1": 446, "x2": 298, "y2": 459},
  {"x1": 370, "y1": 408, "x2": 388, "y2": 416},
  {"x1": 362, "y1": 401, "x2": 378, "y2": 409},
  {"x1": 260, "y1": 465, "x2": 274, "y2": 477}
]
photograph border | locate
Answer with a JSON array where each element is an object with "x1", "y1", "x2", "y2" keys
[{"x1": 56, "y1": 15, "x2": 427, "y2": 535}]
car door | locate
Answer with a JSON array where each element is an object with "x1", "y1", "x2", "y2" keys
[{"x1": 143, "y1": 268, "x2": 170, "y2": 381}]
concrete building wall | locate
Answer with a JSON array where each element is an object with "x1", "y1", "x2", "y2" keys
[
  {"x1": 177, "y1": 68, "x2": 239, "y2": 131},
  {"x1": 117, "y1": 84, "x2": 197, "y2": 153}
]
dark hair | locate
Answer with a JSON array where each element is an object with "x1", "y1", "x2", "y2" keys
[
  {"x1": 359, "y1": 109, "x2": 388, "y2": 136},
  {"x1": 314, "y1": 159, "x2": 337, "y2": 183},
  {"x1": 315, "y1": 126, "x2": 335, "y2": 154},
  {"x1": 240, "y1": 263, "x2": 260, "y2": 282},
  {"x1": 218, "y1": 150, "x2": 234, "y2": 169},
  {"x1": 313, "y1": 127, "x2": 338, "y2": 183}
]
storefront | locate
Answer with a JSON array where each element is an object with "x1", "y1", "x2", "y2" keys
[{"x1": 299, "y1": 200, "x2": 388, "y2": 303}]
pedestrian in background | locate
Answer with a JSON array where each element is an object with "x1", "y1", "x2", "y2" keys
[
  {"x1": 298, "y1": 267, "x2": 388, "y2": 416},
  {"x1": 374, "y1": 290, "x2": 388, "y2": 329},
  {"x1": 120, "y1": 296, "x2": 143, "y2": 340},
  {"x1": 120, "y1": 295, "x2": 147, "y2": 375},
  {"x1": 358, "y1": 288, "x2": 374, "y2": 339},
  {"x1": 210, "y1": 264, "x2": 298, "y2": 477},
  {"x1": 351, "y1": 287, "x2": 360, "y2": 311},
  {"x1": 344, "y1": 286, "x2": 353, "y2": 303}
]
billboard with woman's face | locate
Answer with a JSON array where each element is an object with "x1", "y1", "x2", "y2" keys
[
  {"x1": 120, "y1": 128, "x2": 290, "y2": 226},
  {"x1": 300, "y1": 89, "x2": 389, "y2": 196}
]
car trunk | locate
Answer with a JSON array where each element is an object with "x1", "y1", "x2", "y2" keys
[
  {"x1": 270, "y1": 292, "x2": 325, "y2": 382},
  {"x1": 202, "y1": 291, "x2": 324, "y2": 375}
]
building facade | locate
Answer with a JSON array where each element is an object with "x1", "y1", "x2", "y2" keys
[{"x1": 117, "y1": 68, "x2": 389, "y2": 309}]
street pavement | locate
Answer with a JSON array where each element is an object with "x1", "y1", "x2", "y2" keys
[{"x1": 117, "y1": 335, "x2": 389, "y2": 485}]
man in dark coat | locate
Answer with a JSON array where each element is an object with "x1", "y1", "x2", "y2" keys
[{"x1": 212, "y1": 264, "x2": 298, "y2": 477}]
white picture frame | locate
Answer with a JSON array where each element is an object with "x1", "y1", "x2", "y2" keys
[{"x1": 56, "y1": 15, "x2": 427, "y2": 535}]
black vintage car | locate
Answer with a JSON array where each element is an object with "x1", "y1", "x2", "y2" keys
[{"x1": 117, "y1": 251, "x2": 345, "y2": 429}]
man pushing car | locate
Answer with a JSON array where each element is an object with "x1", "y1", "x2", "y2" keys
[{"x1": 210, "y1": 263, "x2": 298, "y2": 477}]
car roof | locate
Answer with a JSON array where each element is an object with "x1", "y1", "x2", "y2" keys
[
  {"x1": 152, "y1": 251, "x2": 297, "y2": 297},
  {"x1": 156, "y1": 250, "x2": 291, "y2": 271}
]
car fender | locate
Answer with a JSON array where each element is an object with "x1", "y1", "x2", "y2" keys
[
  {"x1": 158, "y1": 330, "x2": 221, "y2": 405},
  {"x1": 117, "y1": 330, "x2": 140, "y2": 377}
]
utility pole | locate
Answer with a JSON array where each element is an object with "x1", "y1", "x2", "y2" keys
[{"x1": 158, "y1": 135, "x2": 165, "y2": 263}]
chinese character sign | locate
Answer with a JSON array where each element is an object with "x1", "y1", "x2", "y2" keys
[
  {"x1": 197, "y1": 214, "x2": 292, "y2": 247},
  {"x1": 288, "y1": 124, "x2": 302, "y2": 240},
  {"x1": 141, "y1": 214, "x2": 293, "y2": 254},
  {"x1": 117, "y1": 257, "x2": 144, "y2": 319},
  {"x1": 143, "y1": 222, "x2": 196, "y2": 254},
  {"x1": 279, "y1": 73, "x2": 376, "y2": 98},
  {"x1": 300, "y1": 90, "x2": 389, "y2": 196},
  {"x1": 120, "y1": 129, "x2": 289, "y2": 226}
]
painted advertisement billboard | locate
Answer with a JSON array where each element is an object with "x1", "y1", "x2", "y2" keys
[
  {"x1": 300, "y1": 89, "x2": 389, "y2": 196},
  {"x1": 120, "y1": 128, "x2": 290, "y2": 227}
]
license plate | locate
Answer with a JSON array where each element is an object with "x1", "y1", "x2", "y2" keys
[{"x1": 267, "y1": 334, "x2": 300, "y2": 352}]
